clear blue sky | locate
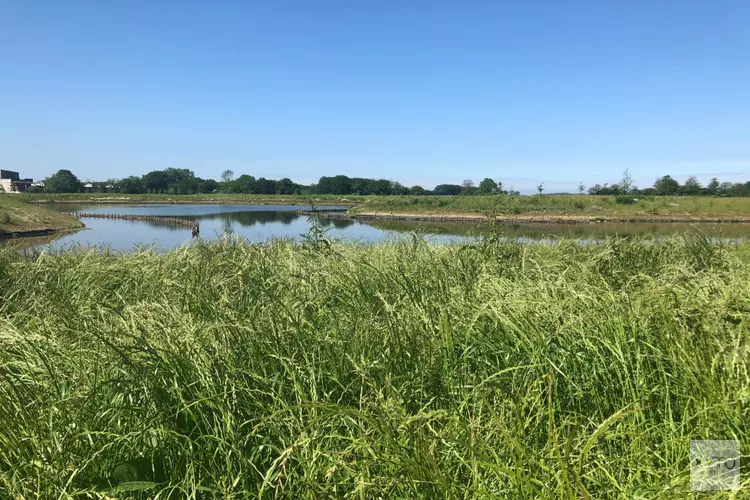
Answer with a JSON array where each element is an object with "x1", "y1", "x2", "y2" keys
[{"x1": 1, "y1": 1, "x2": 748, "y2": 192}]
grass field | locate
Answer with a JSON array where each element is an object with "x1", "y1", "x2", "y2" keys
[
  {"x1": 0, "y1": 196, "x2": 83, "y2": 234},
  {"x1": 352, "y1": 194, "x2": 750, "y2": 220},
  {"x1": 0, "y1": 234, "x2": 748, "y2": 497}
]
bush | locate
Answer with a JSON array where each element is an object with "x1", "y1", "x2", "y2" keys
[{"x1": 615, "y1": 195, "x2": 637, "y2": 205}]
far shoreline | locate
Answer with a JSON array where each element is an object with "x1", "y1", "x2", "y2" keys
[{"x1": 304, "y1": 210, "x2": 750, "y2": 224}]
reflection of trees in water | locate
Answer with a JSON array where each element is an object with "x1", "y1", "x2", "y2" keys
[
  {"x1": 184, "y1": 211, "x2": 357, "y2": 230},
  {"x1": 184, "y1": 210, "x2": 300, "y2": 227},
  {"x1": 310, "y1": 216, "x2": 355, "y2": 230}
]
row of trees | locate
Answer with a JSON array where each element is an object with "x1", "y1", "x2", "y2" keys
[
  {"x1": 39, "y1": 170, "x2": 517, "y2": 196},
  {"x1": 37, "y1": 168, "x2": 750, "y2": 197},
  {"x1": 587, "y1": 170, "x2": 750, "y2": 197},
  {"x1": 40, "y1": 169, "x2": 305, "y2": 195},
  {"x1": 310, "y1": 176, "x2": 520, "y2": 196}
]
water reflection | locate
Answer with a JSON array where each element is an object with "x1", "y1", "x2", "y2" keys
[{"x1": 180, "y1": 210, "x2": 355, "y2": 229}]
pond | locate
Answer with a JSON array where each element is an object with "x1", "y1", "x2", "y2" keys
[{"x1": 4, "y1": 203, "x2": 750, "y2": 251}]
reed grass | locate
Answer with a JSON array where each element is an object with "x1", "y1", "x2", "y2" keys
[{"x1": 0, "y1": 234, "x2": 748, "y2": 498}]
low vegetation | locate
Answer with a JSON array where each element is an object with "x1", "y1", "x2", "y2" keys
[
  {"x1": 0, "y1": 234, "x2": 748, "y2": 497},
  {"x1": 353, "y1": 194, "x2": 750, "y2": 220},
  {"x1": 0, "y1": 196, "x2": 83, "y2": 234}
]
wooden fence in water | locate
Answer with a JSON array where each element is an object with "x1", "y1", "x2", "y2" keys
[{"x1": 60, "y1": 212, "x2": 200, "y2": 235}]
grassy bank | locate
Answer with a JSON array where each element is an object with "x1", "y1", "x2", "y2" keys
[
  {"x1": 352, "y1": 194, "x2": 750, "y2": 220},
  {"x1": 0, "y1": 196, "x2": 83, "y2": 235},
  {"x1": 21, "y1": 192, "x2": 364, "y2": 206},
  {"x1": 0, "y1": 235, "x2": 748, "y2": 497}
]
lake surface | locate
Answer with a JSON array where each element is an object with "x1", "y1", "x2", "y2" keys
[{"x1": 5, "y1": 203, "x2": 750, "y2": 251}]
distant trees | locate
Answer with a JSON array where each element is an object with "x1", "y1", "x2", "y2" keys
[
  {"x1": 390, "y1": 182, "x2": 410, "y2": 195},
  {"x1": 254, "y1": 178, "x2": 277, "y2": 195},
  {"x1": 460, "y1": 180, "x2": 475, "y2": 195},
  {"x1": 117, "y1": 176, "x2": 144, "y2": 194},
  {"x1": 706, "y1": 177, "x2": 719, "y2": 196},
  {"x1": 588, "y1": 169, "x2": 638, "y2": 195},
  {"x1": 313, "y1": 176, "x2": 409, "y2": 196},
  {"x1": 316, "y1": 175, "x2": 352, "y2": 195},
  {"x1": 31, "y1": 167, "x2": 750, "y2": 198},
  {"x1": 477, "y1": 178, "x2": 498, "y2": 194},
  {"x1": 276, "y1": 178, "x2": 299, "y2": 195},
  {"x1": 586, "y1": 172, "x2": 750, "y2": 197},
  {"x1": 219, "y1": 175, "x2": 303, "y2": 195},
  {"x1": 433, "y1": 184, "x2": 462, "y2": 196},
  {"x1": 620, "y1": 168, "x2": 634, "y2": 194},
  {"x1": 92, "y1": 168, "x2": 305, "y2": 195},
  {"x1": 681, "y1": 176, "x2": 702, "y2": 196},
  {"x1": 654, "y1": 175, "x2": 679, "y2": 196},
  {"x1": 141, "y1": 170, "x2": 169, "y2": 193},
  {"x1": 201, "y1": 179, "x2": 219, "y2": 193},
  {"x1": 229, "y1": 175, "x2": 256, "y2": 194},
  {"x1": 44, "y1": 169, "x2": 81, "y2": 193}
]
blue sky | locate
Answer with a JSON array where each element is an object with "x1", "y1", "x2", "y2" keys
[{"x1": 1, "y1": 1, "x2": 748, "y2": 192}]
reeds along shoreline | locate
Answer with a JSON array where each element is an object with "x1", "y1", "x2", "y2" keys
[{"x1": 59, "y1": 211, "x2": 200, "y2": 233}]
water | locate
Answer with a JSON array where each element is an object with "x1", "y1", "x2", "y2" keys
[{"x1": 5, "y1": 203, "x2": 750, "y2": 251}]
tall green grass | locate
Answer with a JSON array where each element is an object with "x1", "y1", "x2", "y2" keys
[{"x1": 0, "y1": 234, "x2": 748, "y2": 497}]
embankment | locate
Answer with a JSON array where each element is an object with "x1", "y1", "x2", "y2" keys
[{"x1": 0, "y1": 197, "x2": 84, "y2": 238}]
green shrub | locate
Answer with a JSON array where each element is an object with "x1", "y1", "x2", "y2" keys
[{"x1": 615, "y1": 195, "x2": 637, "y2": 205}]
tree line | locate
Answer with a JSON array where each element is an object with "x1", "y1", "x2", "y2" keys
[
  {"x1": 34, "y1": 168, "x2": 750, "y2": 197},
  {"x1": 38, "y1": 169, "x2": 305, "y2": 195},
  {"x1": 38, "y1": 169, "x2": 517, "y2": 196},
  {"x1": 311, "y1": 176, "x2": 518, "y2": 196},
  {"x1": 587, "y1": 170, "x2": 750, "y2": 197}
]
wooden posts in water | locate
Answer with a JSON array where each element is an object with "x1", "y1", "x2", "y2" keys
[{"x1": 60, "y1": 212, "x2": 200, "y2": 235}]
